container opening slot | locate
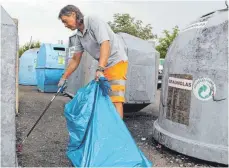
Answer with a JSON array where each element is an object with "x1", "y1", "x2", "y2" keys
[
  {"x1": 53, "y1": 47, "x2": 65, "y2": 51},
  {"x1": 201, "y1": 11, "x2": 215, "y2": 18}
]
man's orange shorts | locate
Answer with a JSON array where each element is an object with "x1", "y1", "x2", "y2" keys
[{"x1": 104, "y1": 61, "x2": 128, "y2": 103}]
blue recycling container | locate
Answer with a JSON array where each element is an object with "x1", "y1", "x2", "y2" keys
[
  {"x1": 19, "y1": 48, "x2": 39, "y2": 85},
  {"x1": 36, "y1": 43, "x2": 66, "y2": 92}
]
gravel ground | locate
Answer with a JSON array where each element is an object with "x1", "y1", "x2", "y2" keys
[{"x1": 16, "y1": 86, "x2": 227, "y2": 167}]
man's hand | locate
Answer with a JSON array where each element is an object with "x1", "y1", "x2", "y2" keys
[
  {"x1": 58, "y1": 78, "x2": 67, "y2": 88},
  {"x1": 95, "y1": 71, "x2": 104, "y2": 81}
]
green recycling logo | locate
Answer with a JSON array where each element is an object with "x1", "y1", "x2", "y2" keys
[
  {"x1": 198, "y1": 84, "x2": 212, "y2": 99},
  {"x1": 193, "y1": 78, "x2": 216, "y2": 101}
]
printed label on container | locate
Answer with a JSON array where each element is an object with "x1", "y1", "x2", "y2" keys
[
  {"x1": 166, "y1": 74, "x2": 193, "y2": 126},
  {"x1": 34, "y1": 58, "x2": 37, "y2": 68},
  {"x1": 168, "y1": 77, "x2": 193, "y2": 90},
  {"x1": 58, "y1": 57, "x2": 65, "y2": 65}
]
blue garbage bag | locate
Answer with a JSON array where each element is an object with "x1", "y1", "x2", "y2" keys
[{"x1": 64, "y1": 78, "x2": 153, "y2": 167}]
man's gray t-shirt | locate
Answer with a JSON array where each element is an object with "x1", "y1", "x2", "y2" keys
[{"x1": 73, "y1": 15, "x2": 128, "y2": 68}]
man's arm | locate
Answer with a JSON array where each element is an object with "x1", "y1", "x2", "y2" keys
[
  {"x1": 62, "y1": 52, "x2": 83, "y2": 79},
  {"x1": 98, "y1": 40, "x2": 110, "y2": 68}
]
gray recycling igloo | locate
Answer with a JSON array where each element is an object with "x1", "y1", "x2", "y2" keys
[{"x1": 153, "y1": 8, "x2": 228, "y2": 164}]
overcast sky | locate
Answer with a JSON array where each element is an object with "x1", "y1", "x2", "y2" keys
[{"x1": 0, "y1": 0, "x2": 227, "y2": 46}]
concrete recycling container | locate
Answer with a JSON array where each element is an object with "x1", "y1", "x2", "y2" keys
[
  {"x1": 19, "y1": 48, "x2": 39, "y2": 85},
  {"x1": 1, "y1": 6, "x2": 18, "y2": 167},
  {"x1": 153, "y1": 8, "x2": 228, "y2": 164},
  {"x1": 64, "y1": 32, "x2": 159, "y2": 112},
  {"x1": 36, "y1": 43, "x2": 66, "y2": 92}
]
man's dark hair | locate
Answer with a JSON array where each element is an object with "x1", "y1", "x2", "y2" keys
[{"x1": 58, "y1": 5, "x2": 84, "y2": 23}]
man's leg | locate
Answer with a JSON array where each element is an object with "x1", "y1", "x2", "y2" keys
[
  {"x1": 104, "y1": 61, "x2": 128, "y2": 119},
  {"x1": 113, "y1": 102, "x2": 123, "y2": 119}
]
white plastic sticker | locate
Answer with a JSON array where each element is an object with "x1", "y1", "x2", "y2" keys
[
  {"x1": 168, "y1": 77, "x2": 193, "y2": 90},
  {"x1": 193, "y1": 78, "x2": 216, "y2": 101},
  {"x1": 58, "y1": 51, "x2": 66, "y2": 57},
  {"x1": 69, "y1": 47, "x2": 76, "y2": 58}
]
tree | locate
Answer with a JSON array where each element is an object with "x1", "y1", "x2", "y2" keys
[
  {"x1": 18, "y1": 41, "x2": 41, "y2": 57},
  {"x1": 156, "y1": 26, "x2": 179, "y2": 58},
  {"x1": 108, "y1": 13, "x2": 157, "y2": 40}
]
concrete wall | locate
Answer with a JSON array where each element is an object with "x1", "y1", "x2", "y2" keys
[{"x1": 1, "y1": 6, "x2": 18, "y2": 167}]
